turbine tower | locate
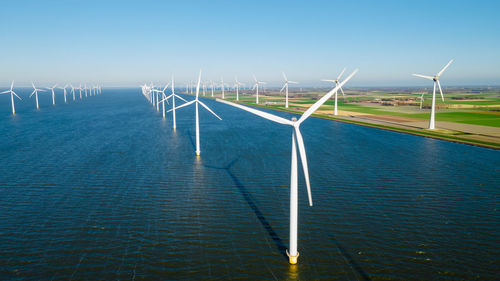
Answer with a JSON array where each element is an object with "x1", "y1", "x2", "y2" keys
[
  {"x1": 168, "y1": 70, "x2": 222, "y2": 156},
  {"x1": 1, "y1": 81, "x2": 22, "y2": 115},
  {"x1": 218, "y1": 69, "x2": 358, "y2": 264},
  {"x1": 161, "y1": 76, "x2": 188, "y2": 129},
  {"x1": 281, "y1": 72, "x2": 298, "y2": 109},
  {"x1": 412, "y1": 59, "x2": 453, "y2": 129},
  {"x1": 321, "y1": 68, "x2": 346, "y2": 115}
]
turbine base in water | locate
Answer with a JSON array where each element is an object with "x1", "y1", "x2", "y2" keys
[{"x1": 287, "y1": 250, "x2": 299, "y2": 265}]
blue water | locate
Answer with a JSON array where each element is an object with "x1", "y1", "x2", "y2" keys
[{"x1": 0, "y1": 89, "x2": 498, "y2": 280}]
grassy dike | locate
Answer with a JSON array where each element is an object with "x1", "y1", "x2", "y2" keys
[{"x1": 208, "y1": 95, "x2": 500, "y2": 150}]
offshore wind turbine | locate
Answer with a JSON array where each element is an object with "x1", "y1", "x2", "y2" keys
[
  {"x1": 252, "y1": 74, "x2": 266, "y2": 104},
  {"x1": 412, "y1": 59, "x2": 453, "y2": 129},
  {"x1": 217, "y1": 69, "x2": 358, "y2": 264},
  {"x1": 58, "y1": 84, "x2": 68, "y2": 103},
  {"x1": 234, "y1": 77, "x2": 244, "y2": 101},
  {"x1": 47, "y1": 84, "x2": 58, "y2": 105},
  {"x1": 70, "y1": 84, "x2": 76, "y2": 101},
  {"x1": 30, "y1": 82, "x2": 46, "y2": 109},
  {"x1": 155, "y1": 83, "x2": 170, "y2": 118},
  {"x1": 1, "y1": 81, "x2": 22, "y2": 115},
  {"x1": 321, "y1": 68, "x2": 346, "y2": 115},
  {"x1": 168, "y1": 70, "x2": 222, "y2": 156},
  {"x1": 78, "y1": 84, "x2": 82, "y2": 99},
  {"x1": 280, "y1": 72, "x2": 298, "y2": 109},
  {"x1": 161, "y1": 76, "x2": 188, "y2": 128}
]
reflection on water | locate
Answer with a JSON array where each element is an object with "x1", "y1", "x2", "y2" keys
[{"x1": 0, "y1": 89, "x2": 498, "y2": 280}]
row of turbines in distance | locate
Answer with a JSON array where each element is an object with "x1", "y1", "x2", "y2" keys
[
  {"x1": 140, "y1": 59, "x2": 453, "y2": 264},
  {"x1": 0, "y1": 82, "x2": 102, "y2": 114},
  {"x1": 141, "y1": 69, "x2": 358, "y2": 264}
]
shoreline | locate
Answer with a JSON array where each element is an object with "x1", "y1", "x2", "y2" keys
[{"x1": 210, "y1": 96, "x2": 500, "y2": 150}]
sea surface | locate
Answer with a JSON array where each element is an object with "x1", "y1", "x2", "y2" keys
[{"x1": 0, "y1": 88, "x2": 498, "y2": 280}]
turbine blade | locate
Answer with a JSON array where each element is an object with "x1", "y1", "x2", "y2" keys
[
  {"x1": 12, "y1": 91, "x2": 22, "y2": 100},
  {"x1": 253, "y1": 74, "x2": 257, "y2": 82},
  {"x1": 337, "y1": 68, "x2": 346, "y2": 80},
  {"x1": 282, "y1": 71, "x2": 288, "y2": 81},
  {"x1": 196, "y1": 69, "x2": 202, "y2": 100},
  {"x1": 321, "y1": 79, "x2": 336, "y2": 82},
  {"x1": 298, "y1": 69, "x2": 358, "y2": 124},
  {"x1": 31, "y1": 82, "x2": 35, "y2": 89},
  {"x1": 437, "y1": 80, "x2": 444, "y2": 102},
  {"x1": 217, "y1": 99, "x2": 294, "y2": 125},
  {"x1": 412, "y1": 74, "x2": 434, "y2": 80},
  {"x1": 295, "y1": 127, "x2": 312, "y2": 206},
  {"x1": 339, "y1": 85, "x2": 345, "y2": 96},
  {"x1": 289, "y1": 81, "x2": 298, "y2": 84},
  {"x1": 437, "y1": 59, "x2": 453, "y2": 77},
  {"x1": 10, "y1": 81, "x2": 14, "y2": 90},
  {"x1": 30, "y1": 90, "x2": 36, "y2": 97},
  {"x1": 280, "y1": 84, "x2": 286, "y2": 93},
  {"x1": 167, "y1": 100, "x2": 195, "y2": 112},
  {"x1": 198, "y1": 101, "x2": 222, "y2": 120}
]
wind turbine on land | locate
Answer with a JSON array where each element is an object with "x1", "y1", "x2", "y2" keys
[
  {"x1": 1, "y1": 81, "x2": 22, "y2": 115},
  {"x1": 217, "y1": 69, "x2": 358, "y2": 264},
  {"x1": 168, "y1": 70, "x2": 222, "y2": 156},
  {"x1": 220, "y1": 77, "x2": 226, "y2": 99},
  {"x1": 210, "y1": 80, "x2": 215, "y2": 97},
  {"x1": 30, "y1": 82, "x2": 46, "y2": 109},
  {"x1": 418, "y1": 92, "x2": 425, "y2": 110},
  {"x1": 234, "y1": 77, "x2": 244, "y2": 101},
  {"x1": 47, "y1": 84, "x2": 58, "y2": 105},
  {"x1": 252, "y1": 74, "x2": 266, "y2": 104},
  {"x1": 321, "y1": 68, "x2": 346, "y2": 115},
  {"x1": 281, "y1": 72, "x2": 298, "y2": 108},
  {"x1": 412, "y1": 59, "x2": 453, "y2": 129}
]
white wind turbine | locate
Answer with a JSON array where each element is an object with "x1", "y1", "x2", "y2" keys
[
  {"x1": 161, "y1": 76, "x2": 188, "y2": 128},
  {"x1": 47, "y1": 84, "x2": 58, "y2": 105},
  {"x1": 70, "y1": 84, "x2": 76, "y2": 101},
  {"x1": 217, "y1": 70, "x2": 358, "y2": 264},
  {"x1": 1, "y1": 81, "x2": 22, "y2": 115},
  {"x1": 412, "y1": 59, "x2": 453, "y2": 129},
  {"x1": 168, "y1": 70, "x2": 222, "y2": 156},
  {"x1": 281, "y1": 72, "x2": 298, "y2": 109},
  {"x1": 84, "y1": 84, "x2": 88, "y2": 98},
  {"x1": 252, "y1": 74, "x2": 266, "y2": 104},
  {"x1": 234, "y1": 77, "x2": 244, "y2": 101},
  {"x1": 220, "y1": 77, "x2": 226, "y2": 99},
  {"x1": 321, "y1": 68, "x2": 346, "y2": 115},
  {"x1": 58, "y1": 84, "x2": 68, "y2": 103},
  {"x1": 30, "y1": 82, "x2": 46, "y2": 109},
  {"x1": 154, "y1": 83, "x2": 170, "y2": 119},
  {"x1": 210, "y1": 80, "x2": 215, "y2": 97},
  {"x1": 78, "y1": 84, "x2": 82, "y2": 99},
  {"x1": 418, "y1": 92, "x2": 426, "y2": 110}
]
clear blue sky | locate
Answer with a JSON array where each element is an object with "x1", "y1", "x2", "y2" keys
[{"x1": 1, "y1": 0, "x2": 499, "y2": 87}]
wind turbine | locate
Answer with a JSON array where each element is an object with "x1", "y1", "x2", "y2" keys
[
  {"x1": 321, "y1": 68, "x2": 346, "y2": 115},
  {"x1": 47, "y1": 84, "x2": 58, "y2": 105},
  {"x1": 30, "y1": 82, "x2": 46, "y2": 109},
  {"x1": 58, "y1": 84, "x2": 68, "y2": 103},
  {"x1": 234, "y1": 77, "x2": 244, "y2": 101},
  {"x1": 210, "y1": 80, "x2": 215, "y2": 97},
  {"x1": 168, "y1": 70, "x2": 222, "y2": 156},
  {"x1": 412, "y1": 59, "x2": 453, "y2": 129},
  {"x1": 1, "y1": 81, "x2": 22, "y2": 115},
  {"x1": 217, "y1": 69, "x2": 358, "y2": 264},
  {"x1": 220, "y1": 77, "x2": 226, "y2": 99},
  {"x1": 161, "y1": 76, "x2": 188, "y2": 128},
  {"x1": 418, "y1": 92, "x2": 425, "y2": 110},
  {"x1": 84, "y1": 84, "x2": 88, "y2": 98},
  {"x1": 281, "y1": 72, "x2": 298, "y2": 109},
  {"x1": 252, "y1": 74, "x2": 266, "y2": 104},
  {"x1": 154, "y1": 83, "x2": 170, "y2": 119},
  {"x1": 78, "y1": 84, "x2": 82, "y2": 99},
  {"x1": 70, "y1": 84, "x2": 76, "y2": 101}
]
